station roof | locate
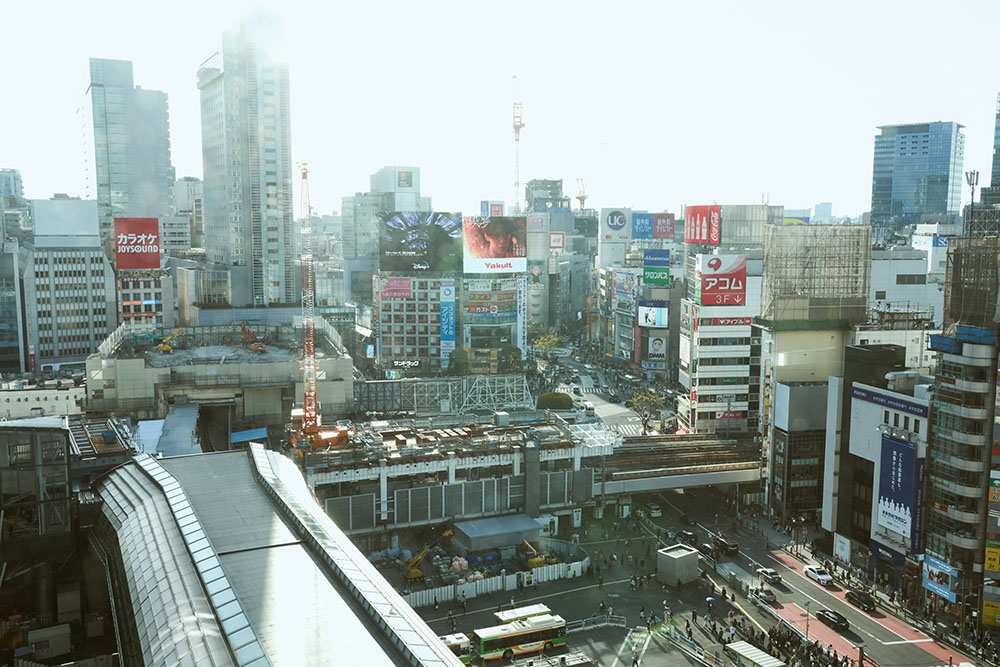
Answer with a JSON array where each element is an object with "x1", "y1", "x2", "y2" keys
[
  {"x1": 94, "y1": 445, "x2": 462, "y2": 667},
  {"x1": 453, "y1": 514, "x2": 541, "y2": 552}
]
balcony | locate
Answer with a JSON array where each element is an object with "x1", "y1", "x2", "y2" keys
[
  {"x1": 951, "y1": 377, "x2": 991, "y2": 394},
  {"x1": 942, "y1": 429, "x2": 989, "y2": 447},
  {"x1": 932, "y1": 452, "x2": 987, "y2": 474},
  {"x1": 930, "y1": 474, "x2": 984, "y2": 499},
  {"x1": 947, "y1": 532, "x2": 982, "y2": 551},
  {"x1": 934, "y1": 400, "x2": 989, "y2": 421},
  {"x1": 945, "y1": 505, "x2": 983, "y2": 524},
  {"x1": 942, "y1": 351, "x2": 994, "y2": 367}
]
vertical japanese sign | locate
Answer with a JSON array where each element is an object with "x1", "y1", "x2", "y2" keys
[
  {"x1": 877, "y1": 436, "x2": 915, "y2": 539},
  {"x1": 632, "y1": 213, "x2": 653, "y2": 239},
  {"x1": 517, "y1": 277, "x2": 527, "y2": 356},
  {"x1": 653, "y1": 213, "x2": 675, "y2": 239},
  {"x1": 439, "y1": 280, "x2": 455, "y2": 363}
]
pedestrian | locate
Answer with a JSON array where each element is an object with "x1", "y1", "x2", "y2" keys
[
  {"x1": 434, "y1": 596, "x2": 439, "y2": 610},
  {"x1": 632, "y1": 649, "x2": 639, "y2": 666},
  {"x1": 509, "y1": 597, "x2": 515, "y2": 609},
  {"x1": 599, "y1": 574, "x2": 604, "y2": 588},
  {"x1": 462, "y1": 598, "x2": 467, "y2": 614}
]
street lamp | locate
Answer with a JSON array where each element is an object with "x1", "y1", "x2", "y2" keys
[{"x1": 804, "y1": 600, "x2": 811, "y2": 641}]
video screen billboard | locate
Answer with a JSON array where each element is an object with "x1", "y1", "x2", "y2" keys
[
  {"x1": 601, "y1": 208, "x2": 631, "y2": 242},
  {"x1": 632, "y1": 213, "x2": 653, "y2": 239},
  {"x1": 398, "y1": 171, "x2": 413, "y2": 188},
  {"x1": 698, "y1": 255, "x2": 746, "y2": 305},
  {"x1": 379, "y1": 212, "x2": 462, "y2": 273},
  {"x1": 684, "y1": 204, "x2": 720, "y2": 244},
  {"x1": 462, "y1": 216, "x2": 527, "y2": 273},
  {"x1": 877, "y1": 436, "x2": 915, "y2": 539},
  {"x1": 653, "y1": 213, "x2": 675, "y2": 239},
  {"x1": 923, "y1": 555, "x2": 958, "y2": 603},
  {"x1": 637, "y1": 300, "x2": 669, "y2": 327},
  {"x1": 647, "y1": 331, "x2": 667, "y2": 361},
  {"x1": 114, "y1": 218, "x2": 161, "y2": 270}
]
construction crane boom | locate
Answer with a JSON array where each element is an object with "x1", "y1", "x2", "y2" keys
[{"x1": 298, "y1": 163, "x2": 319, "y2": 437}]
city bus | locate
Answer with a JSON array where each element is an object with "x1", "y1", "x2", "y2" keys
[
  {"x1": 471, "y1": 613, "x2": 567, "y2": 661},
  {"x1": 438, "y1": 633, "x2": 473, "y2": 665},
  {"x1": 723, "y1": 640, "x2": 785, "y2": 667},
  {"x1": 494, "y1": 603, "x2": 552, "y2": 624}
]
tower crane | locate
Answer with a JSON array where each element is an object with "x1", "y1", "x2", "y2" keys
[
  {"x1": 297, "y1": 162, "x2": 320, "y2": 448},
  {"x1": 575, "y1": 178, "x2": 587, "y2": 211}
]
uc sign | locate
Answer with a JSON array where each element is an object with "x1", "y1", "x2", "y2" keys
[{"x1": 606, "y1": 210, "x2": 627, "y2": 230}]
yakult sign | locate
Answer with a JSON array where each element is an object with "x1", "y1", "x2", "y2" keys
[{"x1": 114, "y1": 218, "x2": 161, "y2": 270}]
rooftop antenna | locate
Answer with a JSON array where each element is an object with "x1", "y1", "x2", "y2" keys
[{"x1": 512, "y1": 75, "x2": 525, "y2": 214}]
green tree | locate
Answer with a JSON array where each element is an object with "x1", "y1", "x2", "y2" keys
[
  {"x1": 496, "y1": 345, "x2": 524, "y2": 374},
  {"x1": 534, "y1": 334, "x2": 561, "y2": 351},
  {"x1": 537, "y1": 391, "x2": 574, "y2": 410},
  {"x1": 626, "y1": 390, "x2": 667, "y2": 435},
  {"x1": 446, "y1": 348, "x2": 470, "y2": 376}
]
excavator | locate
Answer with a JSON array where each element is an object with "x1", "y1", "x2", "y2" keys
[
  {"x1": 521, "y1": 540, "x2": 546, "y2": 568},
  {"x1": 404, "y1": 530, "x2": 453, "y2": 582},
  {"x1": 158, "y1": 328, "x2": 183, "y2": 353},
  {"x1": 241, "y1": 322, "x2": 266, "y2": 352}
]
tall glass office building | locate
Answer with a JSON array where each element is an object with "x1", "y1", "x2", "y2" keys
[{"x1": 870, "y1": 122, "x2": 965, "y2": 230}]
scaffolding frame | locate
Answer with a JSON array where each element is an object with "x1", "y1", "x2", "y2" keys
[
  {"x1": 761, "y1": 224, "x2": 871, "y2": 325},
  {"x1": 942, "y1": 236, "x2": 1000, "y2": 330}
]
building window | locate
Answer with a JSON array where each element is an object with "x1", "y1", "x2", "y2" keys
[{"x1": 875, "y1": 291, "x2": 886, "y2": 300}]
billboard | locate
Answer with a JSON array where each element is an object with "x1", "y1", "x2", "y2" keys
[
  {"x1": 480, "y1": 201, "x2": 505, "y2": 217},
  {"x1": 877, "y1": 436, "x2": 914, "y2": 539},
  {"x1": 698, "y1": 255, "x2": 747, "y2": 305},
  {"x1": 463, "y1": 216, "x2": 527, "y2": 273},
  {"x1": 549, "y1": 232, "x2": 565, "y2": 249},
  {"x1": 380, "y1": 277, "x2": 412, "y2": 299},
  {"x1": 439, "y1": 281, "x2": 455, "y2": 362},
  {"x1": 379, "y1": 212, "x2": 462, "y2": 273},
  {"x1": 638, "y1": 300, "x2": 669, "y2": 327},
  {"x1": 684, "y1": 205, "x2": 720, "y2": 244},
  {"x1": 643, "y1": 249, "x2": 671, "y2": 286},
  {"x1": 647, "y1": 331, "x2": 667, "y2": 361},
  {"x1": 783, "y1": 215, "x2": 810, "y2": 225},
  {"x1": 601, "y1": 208, "x2": 631, "y2": 242},
  {"x1": 653, "y1": 213, "x2": 675, "y2": 240},
  {"x1": 464, "y1": 288, "x2": 516, "y2": 317},
  {"x1": 613, "y1": 269, "x2": 638, "y2": 298},
  {"x1": 516, "y1": 276, "x2": 527, "y2": 354},
  {"x1": 923, "y1": 554, "x2": 958, "y2": 603},
  {"x1": 114, "y1": 218, "x2": 160, "y2": 270},
  {"x1": 527, "y1": 214, "x2": 547, "y2": 230},
  {"x1": 711, "y1": 317, "x2": 752, "y2": 326},
  {"x1": 643, "y1": 249, "x2": 670, "y2": 266},
  {"x1": 398, "y1": 170, "x2": 413, "y2": 188},
  {"x1": 632, "y1": 213, "x2": 653, "y2": 239}
]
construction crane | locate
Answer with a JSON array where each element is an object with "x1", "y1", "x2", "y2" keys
[
  {"x1": 575, "y1": 178, "x2": 587, "y2": 211},
  {"x1": 512, "y1": 74, "x2": 524, "y2": 214},
  {"x1": 158, "y1": 328, "x2": 183, "y2": 353},
  {"x1": 404, "y1": 530, "x2": 454, "y2": 582},
  {"x1": 297, "y1": 162, "x2": 320, "y2": 447},
  {"x1": 521, "y1": 540, "x2": 546, "y2": 568}
]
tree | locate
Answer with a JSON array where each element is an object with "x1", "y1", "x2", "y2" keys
[
  {"x1": 626, "y1": 390, "x2": 667, "y2": 435},
  {"x1": 534, "y1": 334, "x2": 561, "y2": 352},
  {"x1": 446, "y1": 348, "x2": 470, "y2": 376},
  {"x1": 537, "y1": 391, "x2": 574, "y2": 410},
  {"x1": 496, "y1": 345, "x2": 524, "y2": 374}
]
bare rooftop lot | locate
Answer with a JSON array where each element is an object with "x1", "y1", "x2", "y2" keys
[{"x1": 144, "y1": 344, "x2": 301, "y2": 367}]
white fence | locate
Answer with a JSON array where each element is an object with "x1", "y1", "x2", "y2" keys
[{"x1": 403, "y1": 543, "x2": 590, "y2": 609}]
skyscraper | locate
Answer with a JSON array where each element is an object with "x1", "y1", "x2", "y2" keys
[
  {"x1": 81, "y1": 58, "x2": 175, "y2": 246},
  {"x1": 198, "y1": 15, "x2": 294, "y2": 307},
  {"x1": 870, "y1": 122, "x2": 965, "y2": 230},
  {"x1": 0, "y1": 169, "x2": 24, "y2": 208}
]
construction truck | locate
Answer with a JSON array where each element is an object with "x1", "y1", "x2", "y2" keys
[
  {"x1": 521, "y1": 540, "x2": 546, "y2": 568},
  {"x1": 241, "y1": 322, "x2": 266, "y2": 352},
  {"x1": 157, "y1": 328, "x2": 183, "y2": 353},
  {"x1": 404, "y1": 530, "x2": 454, "y2": 582}
]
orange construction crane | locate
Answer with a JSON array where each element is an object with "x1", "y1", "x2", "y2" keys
[{"x1": 298, "y1": 163, "x2": 320, "y2": 445}]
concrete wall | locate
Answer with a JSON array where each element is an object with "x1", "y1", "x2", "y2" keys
[
  {"x1": 0, "y1": 387, "x2": 83, "y2": 419},
  {"x1": 772, "y1": 329, "x2": 849, "y2": 383}
]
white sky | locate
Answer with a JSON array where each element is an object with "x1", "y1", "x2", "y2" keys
[{"x1": 3, "y1": 0, "x2": 999, "y2": 218}]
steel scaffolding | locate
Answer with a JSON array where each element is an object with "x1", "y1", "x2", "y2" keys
[{"x1": 942, "y1": 236, "x2": 1000, "y2": 330}]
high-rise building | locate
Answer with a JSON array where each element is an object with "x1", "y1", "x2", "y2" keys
[
  {"x1": 81, "y1": 58, "x2": 175, "y2": 247},
  {"x1": 198, "y1": 15, "x2": 294, "y2": 307},
  {"x1": 0, "y1": 168, "x2": 24, "y2": 208},
  {"x1": 870, "y1": 122, "x2": 965, "y2": 230},
  {"x1": 174, "y1": 176, "x2": 203, "y2": 248},
  {"x1": 968, "y1": 94, "x2": 1000, "y2": 236},
  {"x1": 813, "y1": 202, "x2": 833, "y2": 223}
]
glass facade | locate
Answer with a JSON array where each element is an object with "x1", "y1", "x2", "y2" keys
[{"x1": 870, "y1": 122, "x2": 965, "y2": 229}]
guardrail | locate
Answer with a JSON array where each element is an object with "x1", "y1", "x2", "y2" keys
[
  {"x1": 610, "y1": 460, "x2": 758, "y2": 480},
  {"x1": 566, "y1": 614, "x2": 627, "y2": 633},
  {"x1": 663, "y1": 625, "x2": 725, "y2": 667}
]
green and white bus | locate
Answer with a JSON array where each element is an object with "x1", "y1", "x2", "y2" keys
[
  {"x1": 471, "y1": 613, "x2": 567, "y2": 661},
  {"x1": 438, "y1": 633, "x2": 473, "y2": 665},
  {"x1": 493, "y1": 603, "x2": 552, "y2": 625}
]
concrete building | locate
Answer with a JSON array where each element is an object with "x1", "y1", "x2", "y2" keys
[
  {"x1": 80, "y1": 58, "x2": 175, "y2": 247},
  {"x1": 770, "y1": 382, "x2": 828, "y2": 525},
  {"x1": 813, "y1": 202, "x2": 833, "y2": 223},
  {"x1": 525, "y1": 211, "x2": 589, "y2": 335},
  {"x1": 525, "y1": 179, "x2": 571, "y2": 213},
  {"x1": 198, "y1": 15, "x2": 295, "y2": 306},
  {"x1": 870, "y1": 247, "x2": 944, "y2": 325},
  {"x1": 25, "y1": 199, "x2": 116, "y2": 372},
  {"x1": 461, "y1": 276, "x2": 527, "y2": 374},
  {"x1": 0, "y1": 168, "x2": 24, "y2": 207},
  {"x1": 0, "y1": 380, "x2": 84, "y2": 419},
  {"x1": 375, "y1": 276, "x2": 456, "y2": 377},
  {"x1": 173, "y1": 176, "x2": 203, "y2": 247},
  {"x1": 870, "y1": 122, "x2": 965, "y2": 231},
  {"x1": 0, "y1": 238, "x2": 26, "y2": 375}
]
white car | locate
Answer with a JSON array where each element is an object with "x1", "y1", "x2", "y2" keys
[
  {"x1": 804, "y1": 565, "x2": 834, "y2": 586},
  {"x1": 757, "y1": 588, "x2": 777, "y2": 604},
  {"x1": 648, "y1": 503, "x2": 663, "y2": 518},
  {"x1": 756, "y1": 568, "x2": 782, "y2": 584}
]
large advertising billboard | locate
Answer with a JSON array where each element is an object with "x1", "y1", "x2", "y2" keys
[
  {"x1": 601, "y1": 208, "x2": 631, "y2": 242},
  {"x1": 923, "y1": 554, "x2": 958, "y2": 603},
  {"x1": 380, "y1": 277, "x2": 412, "y2": 299},
  {"x1": 653, "y1": 213, "x2": 675, "y2": 240},
  {"x1": 613, "y1": 269, "x2": 638, "y2": 298},
  {"x1": 684, "y1": 205, "x2": 720, "y2": 244},
  {"x1": 877, "y1": 436, "x2": 915, "y2": 539},
  {"x1": 698, "y1": 255, "x2": 747, "y2": 305},
  {"x1": 638, "y1": 300, "x2": 669, "y2": 327},
  {"x1": 647, "y1": 331, "x2": 667, "y2": 361},
  {"x1": 480, "y1": 201, "x2": 505, "y2": 217},
  {"x1": 114, "y1": 218, "x2": 160, "y2": 270},
  {"x1": 643, "y1": 249, "x2": 671, "y2": 286},
  {"x1": 379, "y1": 212, "x2": 462, "y2": 273},
  {"x1": 439, "y1": 281, "x2": 456, "y2": 362},
  {"x1": 632, "y1": 213, "x2": 653, "y2": 239},
  {"x1": 463, "y1": 216, "x2": 527, "y2": 273}
]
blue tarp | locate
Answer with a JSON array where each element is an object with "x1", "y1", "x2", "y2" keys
[{"x1": 230, "y1": 427, "x2": 268, "y2": 444}]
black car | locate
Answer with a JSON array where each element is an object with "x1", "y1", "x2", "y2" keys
[
  {"x1": 845, "y1": 589, "x2": 876, "y2": 612},
  {"x1": 697, "y1": 543, "x2": 716, "y2": 557},
  {"x1": 712, "y1": 535, "x2": 739, "y2": 555},
  {"x1": 680, "y1": 530, "x2": 698, "y2": 545},
  {"x1": 816, "y1": 609, "x2": 849, "y2": 631}
]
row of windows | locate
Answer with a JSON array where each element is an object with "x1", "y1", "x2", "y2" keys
[
  {"x1": 4, "y1": 395, "x2": 76, "y2": 403},
  {"x1": 883, "y1": 410, "x2": 921, "y2": 435}
]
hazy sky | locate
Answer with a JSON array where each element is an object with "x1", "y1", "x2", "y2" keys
[{"x1": 3, "y1": 0, "x2": 1000, "y2": 218}]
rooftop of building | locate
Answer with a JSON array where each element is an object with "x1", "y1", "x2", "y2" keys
[
  {"x1": 93, "y1": 445, "x2": 459, "y2": 667},
  {"x1": 872, "y1": 246, "x2": 927, "y2": 260}
]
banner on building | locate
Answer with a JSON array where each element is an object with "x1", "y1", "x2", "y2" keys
[
  {"x1": 684, "y1": 205, "x2": 720, "y2": 244},
  {"x1": 380, "y1": 212, "x2": 462, "y2": 273},
  {"x1": 380, "y1": 277, "x2": 412, "y2": 299},
  {"x1": 698, "y1": 254, "x2": 746, "y2": 305},
  {"x1": 637, "y1": 300, "x2": 669, "y2": 327},
  {"x1": 480, "y1": 201, "x2": 505, "y2": 217},
  {"x1": 711, "y1": 317, "x2": 752, "y2": 326},
  {"x1": 439, "y1": 281, "x2": 455, "y2": 362},
  {"x1": 653, "y1": 213, "x2": 675, "y2": 239},
  {"x1": 923, "y1": 554, "x2": 958, "y2": 603},
  {"x1": 613, "y1": 269, "x2": 638, "y2": 298},
  {"x1": 632, "y1": 213, "x2": 653, "y2": 239},
  {"x1": 549, "y1": 232, "x2": 565, "y2": 249},
  {"x1": 516, "y1": 277, "x2": 527, "y2": 356},
  {"x1": 877, "y1": 436, "x2": 915, "y2": 539},
  {"x1": 601, "y1": 208, "x2": 631, "y2": 242},
  {"x1": 463, "y1": 216, "x2": 527, "y2": 273},
  {"x1": 114, "y1": 218, "x2": 161, "y2": 270},
  {"x1": 833, "y1": 533, "x2": 851, "y2": 565},
  {"x1": 647, "y1": 331, "x2": 667, "y2": 360}
]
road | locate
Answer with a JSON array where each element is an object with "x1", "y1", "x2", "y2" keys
[
  {"x1": 558, "y1": 359, "x2": 648, "y2": 436},
  {"x1": 640, "y1": 488, "x2": 975, "y2": 667}
]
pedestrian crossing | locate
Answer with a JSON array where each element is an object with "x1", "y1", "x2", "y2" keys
[
  {"x1": 608, "y1": 423, "x2": 644, "y2": 436},
  {"x1": 557, "y1": 385, "x2": 604, "y2": 394}
]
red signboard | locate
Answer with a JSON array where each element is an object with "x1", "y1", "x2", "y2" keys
[
  {"x1": 653, "y1": 213, "x2": 675, "y2": 240},
  {"x1": 114, "y1": 218, "x2": 160, "y2": 270},
  {"x1": 699, "y1": 255, "x2": 747, "y2": 306},
  {"x1": 708, "y1": 205, "x2": 720, "y2": 243},
  {"x1": 684, "y1": 206, "x2": 720, "y2": 245},
  {"x1": 489, "y1": 203, "x2": 505, "y2": 217},
  {"x1": 711, "y1": 317, "x2": 752, "y2": 326},
  {"x1": 715, "y1": 411, "x2": 742, "y2": 419}
]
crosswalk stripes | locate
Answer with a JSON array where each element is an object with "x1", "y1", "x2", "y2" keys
[{"x1": 610, "y1": 423, "x2": 643, "y2": 436}]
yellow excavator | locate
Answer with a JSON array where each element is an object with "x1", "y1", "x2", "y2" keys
[
  {"x1": 404, "y1": 530, "x2": 453, "y2": 582},
  {"x1": 158, "y1": 328, "x2": 183, "y2": 353},
  {"x1": 521, "y1": 540, "x2": 546, "y2": 568}
]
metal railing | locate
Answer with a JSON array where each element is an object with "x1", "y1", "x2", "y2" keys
[{"x1": 566, "y1": 614, "x2": 627, "y2": 633}]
